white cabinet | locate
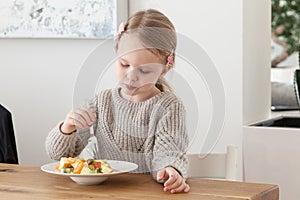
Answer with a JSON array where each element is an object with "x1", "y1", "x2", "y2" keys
[{"x1": 244, "y1": 115, "x2": 300, "y2": 200}]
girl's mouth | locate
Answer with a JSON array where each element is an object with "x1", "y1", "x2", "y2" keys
[{"x1": 124, "y1": 84, "x2": 137, "y2": 91}]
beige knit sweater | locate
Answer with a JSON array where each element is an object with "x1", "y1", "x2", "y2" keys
[{"x1": 46, "y1": 88, "x2": 189, "y2": 178}]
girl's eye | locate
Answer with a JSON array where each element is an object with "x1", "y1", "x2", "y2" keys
[
  {"x1": 120, "y1": 63, "x2": 129, "y2": 67},
  {"x1": 139, "y1": 68, "x2": 150, "y2": 74}
]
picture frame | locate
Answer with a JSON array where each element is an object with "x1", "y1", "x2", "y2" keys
[{"x1": 0, "y1": 0, "x2": 128, "y2": 39}]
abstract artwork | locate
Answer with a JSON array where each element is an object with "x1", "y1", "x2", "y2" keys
[{"x1": 0, "y1": 0, "x2": 117, "y2": 39}]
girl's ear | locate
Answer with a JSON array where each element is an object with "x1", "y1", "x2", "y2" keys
[{"x1": 160, "y1": 66, "x2": 170, "y2": 77}]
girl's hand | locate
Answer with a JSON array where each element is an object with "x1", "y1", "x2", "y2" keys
[
  {"x1": 61, "y1": 107, "x2": 96, "y2": 134},
  {"x1": 157, "y1": 166, "x2": 190, "y2": 194}
]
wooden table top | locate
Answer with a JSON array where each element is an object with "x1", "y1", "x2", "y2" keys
[{"x1": 0, "y1": 163, "x2": 278, "y2": 200}]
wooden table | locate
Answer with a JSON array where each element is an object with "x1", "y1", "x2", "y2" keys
[{"x1": 0, "y1": 163, "x2": 278, "y2": 200}]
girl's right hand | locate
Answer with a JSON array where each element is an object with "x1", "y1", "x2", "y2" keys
[{"x1": 60, "y1": 107, "x2": 96, "y2": 134}]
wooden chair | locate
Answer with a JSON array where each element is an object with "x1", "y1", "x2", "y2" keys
[{"x1": 187, "y1": 145, "x2": 238, "y2": 180}]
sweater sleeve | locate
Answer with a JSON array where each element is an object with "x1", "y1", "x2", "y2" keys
[
  {"x1": 45, "y1": 122, "x2": 87, "y2": 160},
  {"x1": 150, "y1": 101, "x2": 189, "y2": 179},
  {"x1": 45, "y1": 96, "x2": 99, "y2": 161}
]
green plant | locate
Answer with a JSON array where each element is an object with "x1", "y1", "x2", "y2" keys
[{"x1": 272, "y1": 0, "x2": 300, "y2": 55}]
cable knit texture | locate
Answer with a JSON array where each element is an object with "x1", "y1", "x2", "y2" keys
[{"x1": 45, "y1": 88, "x2": 189, "y2": 178}]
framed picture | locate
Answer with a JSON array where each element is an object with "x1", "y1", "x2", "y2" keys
[{"x1": 0, "y1": 0, "x2": 128, "y2": 39}]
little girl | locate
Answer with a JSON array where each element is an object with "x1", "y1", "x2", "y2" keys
[{"x1": 46, "y1": 9, "x2": 189, "y2": 193}]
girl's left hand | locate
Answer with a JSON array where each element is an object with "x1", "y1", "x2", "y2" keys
[{"x1": 157, "y1": 166, "x2": 190, "y2": 194}]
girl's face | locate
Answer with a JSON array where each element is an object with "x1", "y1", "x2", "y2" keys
[{"x1": 115, "y1": 48, "x2": 167, "y2": 102}]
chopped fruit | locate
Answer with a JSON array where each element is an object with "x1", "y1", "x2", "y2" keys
[{"x1": 57, "y1": 157, "x2": 113, "y2": 174}]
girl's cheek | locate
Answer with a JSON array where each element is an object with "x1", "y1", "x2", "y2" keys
[
  {"x1": 115, "y1": 67, "x2": 124, "y2": 82},
  {"x1": 142, "y1": 73, "x2": 160, "y2": 84}
]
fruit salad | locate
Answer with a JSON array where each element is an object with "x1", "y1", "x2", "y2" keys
[{"x1": 56, "y1": 157, "x2": 113, "y2": 174}]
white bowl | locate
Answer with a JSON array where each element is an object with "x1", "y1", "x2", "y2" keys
[
  {"x1": 69, "y1": 175, "x2": 108, "y2": 185},
  {"x1": 41, "y1": 160, "x2": 138, "y2": 185}
]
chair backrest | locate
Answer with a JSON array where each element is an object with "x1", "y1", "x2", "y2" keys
[
  {"x1": 187, "y1": 145, "x2": 238, "y2": 180},
  {"x1": 0, "y1": 104, "x2": 18, "y2": 164}
]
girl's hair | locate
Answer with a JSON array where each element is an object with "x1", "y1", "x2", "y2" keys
[{"x1": 115, "y1": 9, "x2": 177, "y2": 92}]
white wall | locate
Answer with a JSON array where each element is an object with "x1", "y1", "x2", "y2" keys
[
  {"x1": 0, "y1": 39, "x2": 100, "y2": 165},
  {"x1": 243, "y1": 0, "x2": 271, "y2": 124},
  {"x1": 0, "y1": 0, "x2": 270, "y2": 183}
]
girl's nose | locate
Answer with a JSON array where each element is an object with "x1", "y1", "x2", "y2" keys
[{"x1": 126, "y1": 68, "x2": 138, "y2": 82}]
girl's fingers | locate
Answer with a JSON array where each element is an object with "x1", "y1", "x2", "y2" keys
[
  {"x1": 161, "y1": 167, "x2": 190, "y2": 193},
  {"x1": 170, "y1": 182, "x2": 187, "y2": 194},
  {"x1": 163, "y1": 167, "x2": 178, "y2": 187},
  {"x1": 164, "y1": 172, "x2": 177, "y2": 187},
  {"x1": 184, "y1": 183, "x2": 190, "y2": 192},
  {"x1": 69, "y1": 116, "x2": 86, "y2": 129},
  {"x1": 69, "y1": 112, "x2": 88, "y2": 128},
  {"x1": 76, "y1": 108, "x2": 94, "y2": 125},
  {"x1": 87, "y1": 109, "x2": 96, "y2": 121},
  {"x1": 62, "y1": 107, "x2": 96, "y2": 134},
  {"x1": 82, "y1": 107, "x2": 96, "y2": 122},
  {"x1": 167, "y1": 176, "x2": 183, "y2": 191},
  {"x1": 157, "y1": 168, "x2": 167, "y2": 181}
]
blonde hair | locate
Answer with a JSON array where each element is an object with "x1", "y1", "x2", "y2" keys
[{"x1": 115, "y1": 9, "x2": 176, "y2": 92}]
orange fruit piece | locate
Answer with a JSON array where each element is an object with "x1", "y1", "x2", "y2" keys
[{"x1": 72, "y1": 159, "x2": 84, "y2": 174}]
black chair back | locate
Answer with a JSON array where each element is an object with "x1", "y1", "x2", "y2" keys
[{"x1": 0, "y1": 104, "x2": 18, "y2": 164}]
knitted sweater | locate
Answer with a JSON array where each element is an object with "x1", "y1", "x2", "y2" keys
[{"x1": 46, "y1": 88, "x2": 189, "y2": 178}]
